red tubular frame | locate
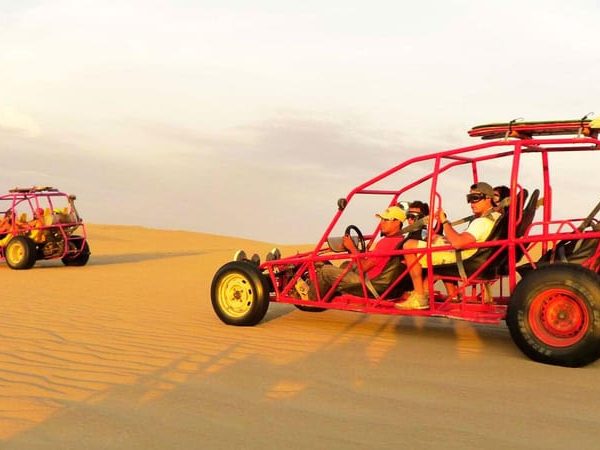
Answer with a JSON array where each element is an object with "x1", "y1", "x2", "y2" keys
[
  {"x1": 0, "y1": 188, "x2": 88, "y2": 262},
  {"x1": 261, "y1": 134, "x2": 600, "y2": 325}
]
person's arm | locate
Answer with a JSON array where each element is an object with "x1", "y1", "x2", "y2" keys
[
  {"x1": 437, "y1": 209, "x2": 475, "y2": 249},
  {"x1": 342, "y1": 235, "x2": 377, "y2": 272}
]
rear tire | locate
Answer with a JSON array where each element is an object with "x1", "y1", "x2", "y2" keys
[
  {"x1": 5, "y1": 236, "x2": 37, "y2": 270},
  {"x1": 211, "y1": 261, "x2": 270, "y2": 326},
  {"x1": 507, "y1": 264, "x2": 600, "y2": 367},
  {"x1": 61, "y1": 236, "x2": 90, "y2": 266}
]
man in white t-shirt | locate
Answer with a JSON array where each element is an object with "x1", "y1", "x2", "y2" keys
[{"x1": 397, "y1": 182, "x2": 500, "y2": 310}]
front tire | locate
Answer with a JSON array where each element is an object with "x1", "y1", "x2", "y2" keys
[
  {"x1": 5, "y1": 236, "x2": 37, "y2": 270},
  {"x1": 211, "y1": 261, "x2": 270, "y2": 326},
  {"x1": 507, "y1": 264, "x2": 600, "y2": 367}
]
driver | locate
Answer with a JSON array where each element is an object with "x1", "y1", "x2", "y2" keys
[{"x1": 298, "y1": 206, "x2": 406, "y2": 300}]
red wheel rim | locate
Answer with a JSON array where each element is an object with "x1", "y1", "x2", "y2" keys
[{"x1": 528, "y1": 288, "x2": 589, "y2": 347}]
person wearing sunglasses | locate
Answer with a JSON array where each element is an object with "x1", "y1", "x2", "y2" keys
[
  {"x1": 493, "y1": 185, "x2": 510, "y2": 212},
  {"x1": 396, "y1": 182, "x2": 500, "y2": 310},
  {"x1": 404, "y1": 201, "x2": 430, "y2": 241}
]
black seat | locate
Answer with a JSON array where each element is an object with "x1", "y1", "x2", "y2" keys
[
  {"x1": 493, "y1": 188, "x2": 539, "y2": 275},
  {"x1": 521, "y1": 198, "x2": 600, "y2": 271},
  {"x1": 544, "y1": 238, "x2": 600, "y2": 265},
  {"x1": 373, "y1": 259, "x2": 413, "y2": 296},
  {"x1": 432, "y1": 212, "x2": 508, "y2": 279},
  {"x1": 516, "y1": 189, "x2": 538, "y2": 239}
]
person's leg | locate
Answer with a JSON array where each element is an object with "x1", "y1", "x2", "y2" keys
[
  {"x1": 421, "y1": 276, "x2": 455, "y2": 299},
  {"x1": 396, "y1": 240, "x2": 429, "y2": 309},
  {"x1": 429, "y1": 251, "x2": 459, "y2": 300},
  {"x1": 443, "y1": 281, "x2": 458, "y2": 298},
  {"x1": 308, "y1": 264, "x2": 359, "y2": 300},
  {"x1": 417, "y1": 258, "x2": 461, "y2": 301},
  {"x1": 403, "y1": 240, "x2": 425, "y2": 294}
]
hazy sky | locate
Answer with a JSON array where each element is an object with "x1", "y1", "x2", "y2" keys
[{"x1": 1, "y1": 0, "x2": 599, "y2": 244}]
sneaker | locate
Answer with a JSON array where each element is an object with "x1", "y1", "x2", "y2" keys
[
  {"x1": 295, "y1": 278, "x2": 310, "y2": 300},
  {"x1": 395, "y1": 291, "x2": 429, "y2": 310}
]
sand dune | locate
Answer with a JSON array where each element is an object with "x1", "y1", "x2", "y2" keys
[{"x1": 1, "y1": 224, "x2": 599, "y2": 449}]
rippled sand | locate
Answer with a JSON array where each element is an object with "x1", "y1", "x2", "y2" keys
[{"x1": 1, "y1": 225, "x2": 599, "y2": 449}]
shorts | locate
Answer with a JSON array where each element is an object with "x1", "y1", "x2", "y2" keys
[{"x1": 414, "y1": 239, "x2": 460, "y2": 268}]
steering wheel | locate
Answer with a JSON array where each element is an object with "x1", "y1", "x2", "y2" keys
[{"x1": 344, "y1": 225, "x2": 366, "y2": 253}]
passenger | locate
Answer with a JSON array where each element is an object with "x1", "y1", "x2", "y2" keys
[
  {"x1": 397, "y1": 182, "x2": 501, "y2": 310},
  {"x1": 28, "y1": 208, "x2": 46, "y2": 243},
  {"x1": 28, "y1": 208, "x2": 44, "y2": 225},
  {"x1": 298, "y1": 206, "x2": 406, "y2": 300},
  {"x1": 493, "y1": 185, "x2": 510, "y2": 211},
  {"x1": 404, "y1": 201, "x2": 429, "y2": 241}
]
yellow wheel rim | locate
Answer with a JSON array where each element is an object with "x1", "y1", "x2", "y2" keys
[
  {"x1": 7, "y1": 241, "x2": 25, "y2": 265},
  {"x1": 217, "y1": 272, "x2": 254, "y2": 318}
]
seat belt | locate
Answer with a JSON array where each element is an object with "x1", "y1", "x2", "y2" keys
[{"x1": 364, "y1": 275, "x2": 381, "y2": 299}]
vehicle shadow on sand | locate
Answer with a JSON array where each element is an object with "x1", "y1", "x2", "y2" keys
[
  {"x1": 263, "y1": 305, "x2": 513, "y2": 349},
  {"x1": 27, "y1": 252, "x2": 206, "y2": 269},
  {"x1": 27, "y1": 248, "x2": 216, "y2": 269},
  {"x1": 263, "y1": 303, "x2": 298, "y2": 322},
  {"x1": 85, "y1": 251, "x2": 209, "y2": 266},
  {"x1": 264, "y1": 307, "x2": 519, "y2": 363}
]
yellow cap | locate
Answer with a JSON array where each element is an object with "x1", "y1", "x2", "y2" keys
[{"x1": 376, "y1": 206, "x2": 406, "y2": 221}]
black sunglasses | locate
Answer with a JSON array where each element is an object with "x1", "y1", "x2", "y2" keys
[
  {"x1": 466, "y1": 193, "x2": 487, "y2": 204},
  {"x1": 406, "y1": 213, "x2": 423, "y2": 220}
]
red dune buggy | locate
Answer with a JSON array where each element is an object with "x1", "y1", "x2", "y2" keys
[
  {"x1": 211, "y1": 117, "x2": 600, "y2": 367},
  {"x1": 0, "y1": 186, "x2": 90, "y2": 269}
]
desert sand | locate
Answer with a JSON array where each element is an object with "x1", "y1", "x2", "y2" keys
[{"x1": 1, "y1": 224, "x2": 599, "y2": 450}]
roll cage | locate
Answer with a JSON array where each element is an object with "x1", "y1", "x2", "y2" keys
[{"x1": 260, "y1": 125, "x2": 600, "y2": 324}]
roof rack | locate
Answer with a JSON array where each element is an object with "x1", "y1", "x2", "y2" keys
[
  {"x1": 9, "y1": 186, "x2": 59, "y2": 193},
  {"x1": 469, "y1": 116, "x2": 599, "y2": 140}
]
